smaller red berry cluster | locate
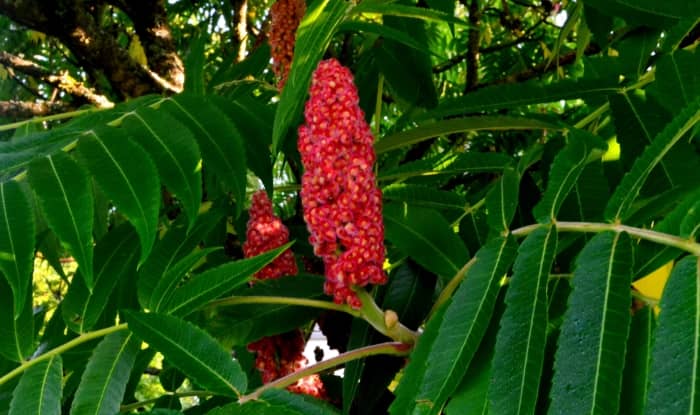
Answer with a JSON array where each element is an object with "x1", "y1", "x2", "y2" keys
[
  {"x1": 269, "y1": 0, "x2": 306, "y2": 89},
  {"x1": 298, "y1": 59, "x2": 387, "y2": 308},
  {"x1": 247, "y1": 331, "x2": 326, "y2": 399},
  {"x1": 243, "y1": 190, "x2": 298, "y2": 280},
  {"x1": 243, "y1": 190, "x2": 325, "y2": 399}
]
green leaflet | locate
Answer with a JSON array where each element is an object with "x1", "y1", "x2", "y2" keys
[
  {"x1": 0, "y1": 180, "x2": 35, "y2": 317},
  {"x1": 583, "y1": 0, "x2": 692, "y2": 27},
  {"x1": 648, "y1": 50, "x2": 700, "y2": 114},
  {"x1": 608, "y1": 92, "x2": 696, "y2": 191},
  {"x1": 342, "y1": 318, "x2": 371, "y2": 415},
  {"x1": 383, "y1": 203, "x2": 469, "y2": 282},
  {"x1": 208, "y1": 389, "x2": 340, "y2": 415},
  {"x1": 183, "y1": 32, "x2": 206, "y2": 94},
  {"x1": 389, "y1": 305, "x2": 448, "y2": 415},
  {"x1": 0, "y1": 279, "x2": 33, "y2": 362},
  {"x1": 0, "y1": 129, "x2": 77, "y2": 178},
  {"x1": 120, "y1": 106, "x2": 202, "y2": 228},
  {"x1": 28, "y1": 152, "x2": 94, "y2": 290},
  {"x1": 210, "y1": 95, "x2": 274, "y2": 192},
  {"x1": 61, "y1": 225, "x2": 139, "y2": 333},
  {"x1": 604, "y1": 96, "x2": 700, "y2": 221},
  {"x1": 549, "y1": 232, "x2": 633, "y2": 415},
  {"x1": 159, "y1": 94, "x2": 246, "y2": 216},
  {"x1": 382, "y1": 184, "x2": 466, "y2": 212},
  {"x1": 375, "y1": 16, "x2": 437, "y2": 109},
  {"x1": 375, "y1": 116, "x2": 562, "y2": 155},
  {"x1": 645, "y1": 256, "x2": 700, "y2": 414},
  {"x1": 485, "y1": 167, "x2": 520, "y2": 234},
  {"x1": 164, "y1": 243, "x2": 291, "y2": 315},
  {"x1": 620, "y1": 307, "x2": 655, "y2": 415},
  {"x1": 150, "y1": 247, "x2": 221, "y2": 312},
  {"x1": 352, "y1": 2, "x2": 469, "y2": 26},
  {"x1": 78, "y1": 126, "x2": 159, "y2": 265},
  {"x1": 70, "y1": 331, "x2": 139, "y2": 415},
  {"x1": 336, "y1": 21, "x2": 430, "y2": 56},
  {"x1": 259, "y1": 389, "x2": 341, "y2": 415},
  {"x1": 379, "y1": 152, "x2": 512, "y2": 183},
  {"x1": 125, "y1": 311, "x2": 247, "y2": 397},
  {"x1": 137, "y1": 204, "x2": 223, "y2": 310},
  {"x1": 419, "y1": 78, "x2": 621, "y2": 120},
  {"x1": 9, "y1": 355, "x2": 62, "y2": 415},
  {"x1": 412, "y1": 236, "x2": 518, "y2": 415},
  {"x1": 489, "y1": 226, "x2": 557, "y2": 415},
  {"x1": 272, "y1": 0, "x2": 353, "y2": 154},
  {"x1": 533, "y1": 130, "x2": 604, "y2": 222}
]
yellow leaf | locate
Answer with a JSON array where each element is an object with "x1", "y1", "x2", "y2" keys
[
  {"x1": 633, "y1": 261, "x2": 673, "y2": 301},
  {"x1": 0, "y1": 65, "x2": 7, "y2": 81},
  {"x1": 128, "y1": 34, "x2": 148, "y2": 67}
]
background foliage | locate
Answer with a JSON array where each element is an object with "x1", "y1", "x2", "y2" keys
[{"x1": 0, "y1": 0, "x2": 699, "y2": 414}]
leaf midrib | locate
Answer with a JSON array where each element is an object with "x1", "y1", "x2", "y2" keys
[
  {"x1": 385, "y1": 214, "x2": 459, "y2": 277},
  {"x1": 93, "y1": 333, "x2": 133, "y2": 414}
]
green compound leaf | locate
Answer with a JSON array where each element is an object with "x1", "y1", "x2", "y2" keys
[
  {"x1": 488, "y1": 226, "x2": 557, "y2": 415},
  {"x1": 604, "y1": 96, "x2": 700, "y2": 221},
  {"x1": 125, "y1": 311, "x2": 247, "y2": 397},
  {"x1": 272, "y1": 0, "x2": 352, "y2": 154},
  {"x1": 412, "y1": 236, "x2": 518, "y2": 415},
  {"x1": 9, "y1": 355, "x2": 62, "y2": 415},
  {"x1": 485, "y1": 167, "x2": 520, "y2": 234},
  {"x1": 78, "y1": 126, "x2": 159, "y2": 264},
  {"x1": 533, "y1": 130, "x2": 604, "y2": 222},
  {"x1": 120, "y1": 106, "x2": 202, "y2": 228},
  {"x1": 0, "y1": 180, "x2": 34, "y2": 317},
  {"x1": 164, "y1": 243, "x2": 291, "y2": 316},
  {"x1": 28, "y1": 152, "x2": 94, "y2": 289},
  {"x1": 384, "y1": 203, "x2": 469, "y2": 282},
  {"x1": 70, "y1": 331, "x2": 140, "y2": 415},
  {"x1": 549, "y1": 232, "x2": 633, "y2": 415},
  {"x1": 645, "y1": 256, "x2": 700, "y2": 414}
]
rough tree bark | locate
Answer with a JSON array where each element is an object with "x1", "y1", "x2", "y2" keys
[{"x1": 0, "y1": 0, "x2": 184, "y2": 100}]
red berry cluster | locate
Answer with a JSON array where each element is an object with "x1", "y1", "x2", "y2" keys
[
  {"x1": 269, "y1": 0, "x2": 306, "y2": 89},
  {"x1": 243, "y1": 190, "x2": 325, "y2": 398},
  {"x1": 298, "y1": 59, "x2": 387, "y2": 308},
  {"x1": 243, "y1": 190, "x2": 298, "y2": 280},
  {"x1": 247, "y1": 331, "x2": 326, "y2": 399}
]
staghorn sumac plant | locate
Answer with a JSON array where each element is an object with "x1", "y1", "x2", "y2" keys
[{"x1": 0, "y1": 1, "x2": 699, "y2": 414}]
